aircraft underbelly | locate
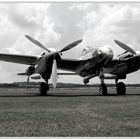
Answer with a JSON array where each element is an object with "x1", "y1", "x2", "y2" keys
[{"x1": 78, "y1": 64, "x2": 96, "y2": 76}]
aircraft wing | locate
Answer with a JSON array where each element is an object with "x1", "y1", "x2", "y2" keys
[
  {"x1": 58, "y1": 57, "x2": 129, "y2": 77},
  {"x1": 57, "y1": 72, "x2": 77, "y2": 75},
  {"x1": 0, "y1": 53, "x2": 38, "y2": 65},
  {"x1": 58, "y1": 58, "x2": 83, "y2": 72}
]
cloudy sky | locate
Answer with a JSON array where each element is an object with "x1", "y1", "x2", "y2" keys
[{"x1": 0, "y1": 2, "x2": 140, "y2": 84}]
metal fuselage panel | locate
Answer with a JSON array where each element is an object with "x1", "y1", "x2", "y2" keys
[
  {"x1": 103, "y1": 55, "x2": 140, "y2": 76},
  {"x1": 124, "y1": 55, "x2": 140, "y2": 74},
  {"x1": 76, "y1": 53, "x2": 113, "y2": 77},
  {"x1": 35, "y1": 52, "x2": 61, "y2": 79},
  {"x1": 76, "y1": 46, "x2": 114, "y2": 77},
  {"x1": 35, "y1": 56, "x2": 47, "y2": 74},
  {"x1": 35, "y1": 53, "x2": 54, "y2": 74}
]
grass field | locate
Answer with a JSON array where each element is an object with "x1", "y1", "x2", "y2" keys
[{"x1": 0, "y1": 87, "x2": 139, "y2": 137}]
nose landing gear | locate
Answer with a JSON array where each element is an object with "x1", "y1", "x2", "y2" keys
[
  {"x1": 99, "y1": 83, "x2": 108, "y2": 96},
  {"x1": 99, "y1": 74, "x2": 108, "y2": 96}
]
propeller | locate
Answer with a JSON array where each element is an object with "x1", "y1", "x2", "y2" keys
[
  {"x1": 25, "y1": 35, "x2": 82, "y2": 53},
  {"x1": 25, "y1": 35, "x2": 51, "y2": 52},
  {"x1": 59, "y1": 39, "x2": 83, "y2": 53},
  {"x1": 51, "y1": 59, "x2": 57, "y2": 88},
  {"x1": 25, "y1": 35, "x2": 83, "y2": 88},
  {"x1": 114, "y1": 40, "x2": 136, "y2": 54}
]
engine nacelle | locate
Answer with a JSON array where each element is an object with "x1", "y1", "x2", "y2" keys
[
  {"x1": 103, "y1": 74, "x2": 126, "y2": 79},
  {"x1": 26, "y1": 65, "x2": 35, "y2": 75},
  {"x1": 103, "y1": 74, "x2": 117, "y2": 79}
]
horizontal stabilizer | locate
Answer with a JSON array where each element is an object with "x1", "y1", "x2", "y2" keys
[{"x1": 17, "y1": 73, "x2": 28, "y2": 76}]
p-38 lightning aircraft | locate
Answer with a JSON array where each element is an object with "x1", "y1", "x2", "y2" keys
[{"x1": 0, "y1": 35, "x2": 139, "y2": 96}]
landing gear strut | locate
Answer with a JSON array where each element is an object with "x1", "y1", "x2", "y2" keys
[
  {"x1": 39, "y1": 82, "x2": 49, "y2": 96},
  {"x1": 99, "y1": 74, "x2": 108, "y2": 96},
  {"x1": 99, "y1": 83, "x2": 108, "y2": 96}
]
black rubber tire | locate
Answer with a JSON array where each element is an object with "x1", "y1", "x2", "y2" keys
[
  {"x1": 99, "y1": 83, "x2": 108, "y2": 96},
  {"x1": 39, "y1": 82, "x2": 49, "y2": 96},
  {"x1": 116, "y1": 82, "x2": 126, "y2": 95}
]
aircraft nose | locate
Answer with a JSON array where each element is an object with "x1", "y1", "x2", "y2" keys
[{"x1": 100, "y1": 46, "x2": 114, "y2": 59}]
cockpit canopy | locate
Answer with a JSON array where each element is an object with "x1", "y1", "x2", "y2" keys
[
  {"x1": 80, "y1": 46, "x2": 102, "y2": 60},
  {"x1": 81, "y1": 46, "x2": 93, "y2": 56}
]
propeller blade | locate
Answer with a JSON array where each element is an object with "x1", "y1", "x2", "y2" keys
[
  {"x1": 25, "y1": 35, "x2": 50, "y2": 52},
  {"x1": 52, "y1": 59, "x2": 57, "y2": 88},
  {"x1": 60, "y1": 39, "x2": 82, "y2": 53},
  {"x1": 114, "y1": 40, "x2": 136, "y2": 54}
]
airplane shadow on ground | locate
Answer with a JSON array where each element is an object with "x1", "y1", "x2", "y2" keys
[
  {"x1": 0, "y1": 93, "x2": 100, "y2": 98},
  {"x1": 0, "y1": 93, "x2": 140, "y2": 97}
]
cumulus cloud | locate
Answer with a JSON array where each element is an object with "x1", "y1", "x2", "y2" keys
[
  {"x1": 0, "y1": 3, "x2": 62, "y2": 82},
  {"x1": 77, "y1": 3, "x2": 140, "y2": 58},
  {"x1": 0, "y1": 3, "x2": 61, "y2": 55}
]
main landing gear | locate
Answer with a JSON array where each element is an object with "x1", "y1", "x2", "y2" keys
[
  {"x1": 39, "y1": 82, "x2": 49, "y2": 96},
  {"x1": 115, "y1": 79, "x2": 126, "y2": 95},
  {"x1": 99, "y1": 75, "x2": 126, "y2": 96}
]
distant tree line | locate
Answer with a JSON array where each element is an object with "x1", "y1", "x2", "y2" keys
[{"x1": 0, "y1": 82, "x2": 140, "y2": 88}]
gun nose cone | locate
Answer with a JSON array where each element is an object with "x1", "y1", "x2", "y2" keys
[
  {"x1": 100, "y1": 46, "x2": 114, "y2": 59},
  {"x1": 136, "y1": 51, "x2": 140, "y2": 55}
]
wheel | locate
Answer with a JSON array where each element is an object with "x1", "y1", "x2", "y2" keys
[
  {"x1": 39, "y1": 82, "x2": 49, "y2": 96},
  {"x1": 116, "y1": 82, "x2": 126, "y2": 95},
  {"x1": 99, "y1": 83, "x2": 108, "y2": 96}
]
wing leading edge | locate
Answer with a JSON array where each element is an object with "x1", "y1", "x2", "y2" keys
[{"x1": 0, "y1": 53, "x2": 38, "y2": 65}]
